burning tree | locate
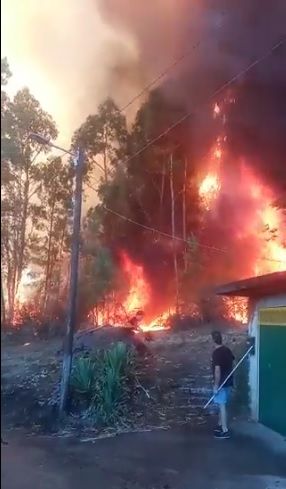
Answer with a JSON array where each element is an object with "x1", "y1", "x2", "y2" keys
[
  {"x1": 1, "y1": 32, "x2": 286, "y2": 331},
  {"x1": 73, "y1": 82, "x2": 285, "y2": 328}
]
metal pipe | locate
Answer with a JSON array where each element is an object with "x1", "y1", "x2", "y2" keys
[{"x1": 203, "y1": 344, "x2": 254, "y2": 409}]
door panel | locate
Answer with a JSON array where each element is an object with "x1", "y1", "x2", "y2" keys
[{"x1": 259, "y1": 307, "x2": 286, "y2": 436}]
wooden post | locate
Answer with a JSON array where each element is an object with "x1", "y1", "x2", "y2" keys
[
  {"x1": 169, "y1": 154, "x2": 179, "y2": 312},
  {"x1": 182, "y1": 157, "x2": 187, "y2": 272},
  {"x1": 59, "y1": 148, "x2": 84, "y2": 414}
]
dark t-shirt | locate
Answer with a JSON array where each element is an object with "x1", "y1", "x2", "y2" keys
[{"x1": 212, "y1": 345, "x2": 235, "y2": 387}]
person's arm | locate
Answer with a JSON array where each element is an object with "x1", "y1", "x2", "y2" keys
[{"x1": 214, "y1": 365, "x2": 221, "y2": 392}]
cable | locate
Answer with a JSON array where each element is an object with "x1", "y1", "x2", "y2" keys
[
  {"x1": 119, "y1": 41, "x2": 201, "y2": 113},
  {"x1": 85, "y1": 38, "x2": 286, "y2": 263},
  {"x1": 104, "y1": 204, "x2": 286, "y2": 265},
  {"x1": 103, "y1": 204, "x2": 227, "y2": 253},
  {"x1": 86, "y1": 182, "x2": 286, "y2": 265},
  {"x1": 86, "y1": 182, "x2": 226, "y2": 252},
  {"x1": 119, "y1": 10, "x2": 231, "y2": 113},
  {"x1": 121, "y1": 38, "x2": 285, "y2": 167}
]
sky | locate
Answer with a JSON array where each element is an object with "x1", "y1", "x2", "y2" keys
[{"x1": 1, "y1": 0, "x2": 139, "y2": 146}]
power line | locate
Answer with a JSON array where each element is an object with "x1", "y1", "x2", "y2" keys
[
  {"x1": 121, "y1": 38, "x2": 285, "y2": 167},
  {"x1": 105, "y1": 207, "x2": 285, "y2": 266},
  {"x1": 85, "y1": 37, "x2": 286, "y2": 264},
  {"x1": 103, "y1": 203, "x2": 226, "y2": 253},
  {"x1": 86, "y1": 182, "x2": 286, "y2": 266},
  {"x1": 119, "y1": 10, "x2": 232, "y2": 114},
  {"x1": 119, "y1": 41, "x2": 201, "y2": 113},
  {"x1": 86, "y1": 181, "x2": 225, "y2": 252}
]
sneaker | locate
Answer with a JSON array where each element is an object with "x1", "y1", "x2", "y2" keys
[
  {"x1": 214, "y1": 430, "x2": 231, "y2": 439},
  {"x1": 213, "y1": 425, "x2": 222, "y2": 435}
]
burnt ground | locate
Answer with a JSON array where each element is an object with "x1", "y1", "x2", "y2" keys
[
  {"x1": 1, "y1": 326, "x2": 249, "y2": 433},
  {"x1": 3, "y1": 326, "x2": 285, "y2": 488}
]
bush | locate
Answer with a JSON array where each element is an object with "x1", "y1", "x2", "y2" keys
[
  {"x1": 70, "y1": 342, "x2": 136, "y2": 424},
  {"x1": 70, "y1": 356, "x2": 97, "y2": 404}
]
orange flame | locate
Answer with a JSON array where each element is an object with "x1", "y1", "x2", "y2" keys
[
  {"x1": 88, "y1": 252, "x2": 173, "y2": 331},
  {"x1": 121, "y1": 252, "x2": 150, "y2": 312},
  {"x1": 199, "y1": 140, "x2": 222, "y2": 210},
  {"x1": 120, "y1": 252, "x2": 174, "y2": 331},
  {"x1": 223, "y1": 297, "x2": 248, "y2": 324}
]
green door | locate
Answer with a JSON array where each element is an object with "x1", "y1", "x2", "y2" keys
[{"x1": 259, "y1": 307, "x2": 286, "y2": 436}]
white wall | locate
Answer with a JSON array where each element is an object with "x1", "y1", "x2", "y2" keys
[{"x1": 248, "y1": 294, "x2": 286, "y2": 420}]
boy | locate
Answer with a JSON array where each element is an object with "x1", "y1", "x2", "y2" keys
[{"x1": 211, "y1": 330, "x2": 235, "y2": 439}]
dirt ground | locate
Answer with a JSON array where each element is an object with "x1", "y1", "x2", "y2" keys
[
  {"x1": 4, "y1": 325, "x2": 284, "y2": 488},
  {"x1": 1, "y1": 326, "x2": 248, "y2": 433}
]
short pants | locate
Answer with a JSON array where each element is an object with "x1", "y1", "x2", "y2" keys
[{"x1": 213, "y1": 387, "x2": 232, "y2": 405}]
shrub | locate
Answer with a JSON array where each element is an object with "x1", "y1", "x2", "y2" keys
[
  {"x1": 70, "y1": 342, "x2": 136, "y2": 424},
  {"x1": 70, "y1": 356, "x2": 97, "y2": 404}
]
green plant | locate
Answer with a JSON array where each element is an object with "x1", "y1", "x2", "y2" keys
[
  {"x1": 70, "y1": 342, "x2": 136, "y2": 424},
  {"x1": 70, "y1": 356, "x2": 97, "y2": 401}
]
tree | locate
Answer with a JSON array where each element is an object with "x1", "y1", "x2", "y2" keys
[
  {"x1": 31, "y1": 157, "x2": 73, "y2": 314},
  {"x1": 73, "y1": 98, "x2": 128, "y2": 182},
  {"x1": 77, "y1": 208, "x2": 117, "y2": 323},
  {"x1": 1, "y1": 75, "x2": 58, "y2": 321},
  {"x1": 1, "y1": 58, "x2": 12, "y2": 324},
  {"x1": 1, "y1": 58, "x2": 13, "y2": 184},
  {"x1": 91, "y1": 88, "x2": 202, "y2": 311},
  {"x1": 1, "y1": 58, "x2": 11, "y2": 86}
]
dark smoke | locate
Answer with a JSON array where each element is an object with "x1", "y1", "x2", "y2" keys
[
  {"x1": 97, "y1": 0, "x2": 286, "y2": 188},
  {"x1": 97, "y1": 1, "x2": 286, "y2": 317}
]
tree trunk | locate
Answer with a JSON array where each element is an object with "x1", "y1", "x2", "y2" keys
[
  {"x1": 182, "y1": 158, "x2": 187, "y2": 272},
  {"x1": 169, "y1": 154, "x2": 179, "y2": 312},
  {"x1": 43, "y1": 204, "x2": 55, "y2": 313},
  {"x1": 160, "y1": 164, "x2": 165, "y2": 217},
  {"x1": 1, "y1": 269, "x2": 6, "y2": 326},
  {"x1": 103, "y1": 127, "x2": 108, "y2": 183},
  {"x1": 16, "y1": 176, "x2": 29, "y2": 296}
]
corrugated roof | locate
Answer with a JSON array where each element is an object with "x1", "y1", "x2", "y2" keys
[{"x1": 215, "y1": 271, "x2": 286, "y2": 298}]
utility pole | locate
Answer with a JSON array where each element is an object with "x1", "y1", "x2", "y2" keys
[
  {"x1": 59, "y1": 148, "x2": 85, "y2": 414},
  {"x1": 169, "y1": 153, "x2": 179, "y2": 313}
]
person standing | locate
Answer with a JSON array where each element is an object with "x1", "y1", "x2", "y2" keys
[{"x1": 211, "y1": 330, "x2": 235, "y2": 439}]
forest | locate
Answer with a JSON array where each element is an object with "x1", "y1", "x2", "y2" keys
[{"x1": 1, "y1": 54, "x2": 285, "y2": 329}]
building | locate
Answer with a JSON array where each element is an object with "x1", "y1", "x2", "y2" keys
[{"x1": 216, "y1": 271, "x2": 286, "y2": 436}]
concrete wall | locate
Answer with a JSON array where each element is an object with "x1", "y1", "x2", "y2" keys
[{"x1": 248, "y1": 294, "x2": 286, "y2": 420}]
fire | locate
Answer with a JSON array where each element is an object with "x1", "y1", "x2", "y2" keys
[
  {"x1": 88, "y1": 252, "x2": 173, "y2": 331},
  {"x1": 242, "y1": 165, "x2": 286, "y2": 275},
  {"x1": 121, "y1": 252, "x2": 150, "y2": 312},
  {"x1": 197, "y1": 99, "x2": 286, "y2": 324},
  {"x1": 199, "y1": 140, "x2": 222, "y2": 211},
  {"x1": 140, "y1": 308, "x2": 175, "y2": 332},
  {"x1": 199, "y1": 173, "x2": 221, "y2": 210},
  {"x1": 120, "y1": 253, "x2": 173, "y2": 331},
  {"x1": 213, "y1": 103, "x2": 220, "y2": 117},
  {"x1": 223, "y1": 297, "x2": 248, "y2": 324}
]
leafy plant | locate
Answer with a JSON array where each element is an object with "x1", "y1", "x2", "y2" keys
[
  {"x1": 70, "y1": 356, "x2": 97, "y2": 402},
  {"x1": 70, "y1": 342, "x2": 136, "y2": 424},
  {"x1": 95, "y1": 342, "x2": 134, "y2": 422}
]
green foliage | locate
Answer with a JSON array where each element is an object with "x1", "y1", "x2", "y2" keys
[
  {"x1": 70, "y1": 356, "x2": 97, "y2": 402},
  {"x1": 70, "y1": 343, "x2": 136, "y2": 424},
  {"x1": 1, "y1": 61, "x2": 59, "y2": 321},
  {"x1": 1, "y1": 58, "x2": 12, "y2": 86},
  {"x1": 78, "y1": 208, "x2": 117, "y2": 320},
  {"x1": 73, "y1": 97, "x2": 128, "y2": 181}
]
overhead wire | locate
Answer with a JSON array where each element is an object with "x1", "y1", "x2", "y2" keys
[
  {"x1": 119, "y1": 41, "x2": 201, "y2": 113},
  {"x1": 86, "y1": 182, "x2": 286, "y2": 265},
  {"x1": 120, "y1": 38, "x2": 286, "y2": 167},
  {"x1": 85, "y1": 37, "x2": 286, "y2": 265}
]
